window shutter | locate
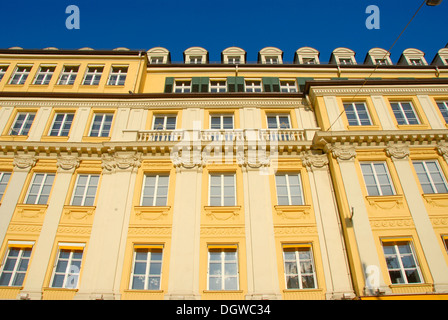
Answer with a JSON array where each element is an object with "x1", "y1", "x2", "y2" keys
[
  {"x1": 227, "y1": 76, "x2": 245, "y2": 92},
  {"x1": 296, "y1": 77, "x2": 313, "y2": 92},
  {"x1": 200, "y1": 77, "x2": 209, "y2": 92},
  {"x1": 236, "y1": 77, "x2": 244, "y2": 92},
  {"x1": 262, "y1": 77, "x2": 280, "y2": 92},
  {"x1": 192, "y1": 77, "x2": 201, "y2": 92},
  {"x1": 164, "y1": 77, "x2": 174, "y2": 93}
]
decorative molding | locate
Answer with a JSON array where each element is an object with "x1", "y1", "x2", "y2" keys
[
  {"x1": 134, "y1": 206, "x2": 171, "y2": 221},
  {"x1": 13, "y1": 154, "x2": 36, "y2": 170},
  {"x1": 386, "y1": 144, "x2": 410, "y2": 160},
  {"x1": 57, "y1": 155, "x2": 80, "y2": 172},
  {"x1": 127, "y1": 227, "x2": 172, "y2": 235},
  {"x1": 370, "y1": 218, "x2": 414, "y2": 230},
  {"x1": 102, "y1": 152, "x2": 141, "y2": 173},
  {"x1": 328, "y1": 145, "x2": 356, "y2": 161},
  {"x1": 170, "y1": 148, "x2": 205, "y2": 171},
  {"x1": 366, "y1": 195, "x2": 404, "y2": 210},
  {"x1": 203, "y1": 206, "x2": 241, "y2": 221},
  {"x1": 437, "y1": 143, "x2": 448, "y2": 163},
  {"x1": 273, "y1": 226, "x2": 318, "y2": 235},
  {"x1": 301, "y1": 153, "x2": 329, "y2": 169},
  {"x1": 422, "y1": 193, "x2": 448, "y2": 208},
  {"x1": 274, "y1": 205, "x2": 312, "y2": 219},
  {"x1": 200, "y1": 227, "x2": 245, "y2": 236}
]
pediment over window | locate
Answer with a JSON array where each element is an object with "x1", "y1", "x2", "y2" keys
[
  {"x1": 147, "y1": 47, "x2": 171, "y2": 64},
  {"x1": 398, "y1": 48, "x2": 427, "y2": 66},
  {"x1": 258, "y1": 47, "x2": 283, "y2": 64},
  {"x1": 294, "y1": 47, "x2": 320, "y2": 64},
  {"x1": 330, "y1": 47, "x2": 356, "y2": 65},
  {"x1": 364, "y1": 48, "x2": 392, "y2": 66},
  {"x1": 184, "y1": 46, "x2": 208, "y2": 64},
  {"x1": 222, "y1": 47, "x2": 246, "y2": 64}
]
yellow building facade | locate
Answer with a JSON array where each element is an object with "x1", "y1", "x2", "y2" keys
[{"x1": 0, "y1": 45, "x2": 447, "y2": 300}]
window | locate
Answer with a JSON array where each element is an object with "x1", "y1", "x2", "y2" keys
[
  {"x1": 245, "y1": 80, "x2": 262, "y2": 93},
  {"x1": 0, "y1": 244, "x2": 33, "y2": 287},
  {"x1": 49, "y1": 113, "x2": 74, "y2": 137},
  {"x1": 210, "y1": 114, "x2": 234, "y2": 130},
  {"x1": 189, "y1": 56, "x2": 203, "y2": 64},
  {"x1": 360, "y1": 162, "x2": 395, "y2": 196},
  {"x1": 390, "y1": 101, "x2": 420, "y2": 125},
  {"x1": 436, "y1": 101, "x2": 448, "y2": 123},
  {"x1": 267, "y1": 114, "x2": 291, "y2": 129},
  {"x1": 302, "y1": 57, "x2": 316, "y2": 65},
  {"x1": 339, "y1": 58, "x2": 353, "y2": 65},
  {"x1": 141, "y1": 175, "x2": 169, "y2": 206},
  {"x1": 409, "y1": 59, "x2": 423, "y2": 66},
  {"x1": 25, "y1": 173, "x2": 55, "y2": 205},
  {"x1": 150, "y1": 57, "x2": 164, "y2": 64},
  {"x1": 210, "y1": 81, "x2": 227, "y2": 93},
  {"x1": 89, "y1": 113, "x2": 113, "y2": 137},
  {"x1": 0, "y1": 172, "x2": 11, "y2": 201},
  {"x1": 382, "y1": 241, "x2": 422, "y2": 284},
  {"x1": 227, "y1": 56, "x2": 241, "y2": 64},
  {"x1": 107, "y1": 66, "x2": 128, "y2": 86},
  {"x1": 9, "y1": 66, "x2": 32, "y2": 85},
  {"x1": 275, "y1": 173, "x2": 304, "y2": 205},
  {"x1": 71, "y1": 174, "x2": 100, "y2": 206},
  {"x1": 283, "y1": 245, "x2": 317, "y2": 289},
  {"x1": 174, "y1": 80, "x2": 191, "y2": 93},
  {"x1": 152, "y1": 115, "x2": 176, "y2": 131},
  {"x1": 265, "y1": 56, "x2": 279, "y2": 64},
  {"x1": 413, "y1": 160, "x2": 448, "y2": 194},
  {"x1": 10, "y1": 112, "x2": 36, "y2": 136},
  {"x1": 33, "y1": 66, "x2": 55, "y2": 85},
  {"x1": 208, "y1": 247, "x2": 239, "y2": 290},
  {"x1": 443, "y1": 236, "x2": 448, "y2": 253},
  {"x1": 50, "y1": 245, "x2": 84, "y2": 289},
  {"x1": 0, "y1": 65, "x2": 9, "y2": 82},
  {"x1": 58, "y1": 66, "x2": 78, "y2": 85},
  {"x1": 375, "y1": 58, "x2": 388, "y2": 65},
  {"x1": 280, "y1": 81, "x2": 297, "y2": 93},
  {"x1": 343, "y1": 102, "x2": 373, "y2": 126},
  {"x1": 82, "y1": 66, "x2": 103, "y2": 85},
  {"x1": 209, "y1": 174, "x2": 236, "y2": 206},
  {"x1": 130, "y1": 246, "x2": 163, "y2": 290}
]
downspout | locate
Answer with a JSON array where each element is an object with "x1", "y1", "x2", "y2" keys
[{"x1": 131, "y1": 50, "x2": 143, "y2": 93}]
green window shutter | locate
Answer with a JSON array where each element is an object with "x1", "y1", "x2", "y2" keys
[
  {"x1": 164, "y1": 77, "x2": 174, "y2": 93},
  {"x1": 262, "y1": 77, "x2": 273, "y2": 92},
  {"x1": 236, "y1": 77, "x2": 245, "y2": 92},
  {"x1": 296, "y1": 77, "x2": 313, "y2": 92},
  {"x1": 200, "y1": 77, "x2": 209, "y2": 92},
  {"x1": 271, "y1": 77, "x2": 280, "y2": 92},
  {"x1": 192, "y1": 77, "x2": 201, "y2": 92},
  {"x1": 331, "y1": 77, "x2": 349, "y2": 81},
  {"x1": 227, "y1": 76, "x2": 236, "y2": 92}
]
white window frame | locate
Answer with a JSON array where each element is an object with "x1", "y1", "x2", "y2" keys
[
  {"x1": 49, "y1": 112, "x2": 75, "y2": 137},
  {"x1": 88, "y1": 113, "x2": 113, "y2": 137},
  {"x1": 9, "y1": 65, "x2": 32, "y2": 85},
  {"x1": 382, "y1": 241, "x2": 423, "y2": 285},
  {"x1": 50, "y1": 244, "x2": 84, "y2": 289},
  {"x1": 245, "y1": 80, "x2": 262, "y2": 93},
  {"x1": 189, "y1": 56, "x2": 203, "y2": 64},
  {"x1": 266, "y1": 114, "x2": 291, "y2": 129},
  {"x1": 375, "y1": 58, "x2": 389, "y2": 66},
  {"x1": 390, "y1": 101, "x2": 420, "y2": 125},
  {"x1": 207, "y1": 247, "x2": 239, "y2": 291},
  {"x1": 209, "y1": 80, "x2": 227, "y2": 93},
  {"x1": 150, "y1": 57, "x2": 164, "y2": 64},
  {"x1": 24, "y1": 173, "x2": 55, "y2": 205},
  {"x1": 173, "y1": 80, "x2": 191, "y2": 93},
  {"x1": 33, "y1": 66, "x2": 55, "y2": 85},
  {"x1": 338, "y1": 58, "x2": 353, "y2": 65},
  {"x1": 436, "y1": 101, "x2": 448, "y2": 123},
  {"x1": 343, "y1": 102, "x2": 373, "y2": 126},
  {"x1": 0, "y1": 65, "x2": 9, "y2": 82},
  {"x1": 210, "y1": 114, "x2": 234, "y2": 130},
  {"x1": 209, "y1": 174, "x2": 236, "y2": 206},
  {"x1": 58, "y1": 66, "x2": 79, "y2": 85},
  {"x1": 107, "y1": 66, "x2": 128, "y2": 86},
  {"x1": 302, "y1": 57, "x2": 316, "y2": 65},
  {"x1": 283, "y1": 245, "x2": 317, "y2": 290},
  {"x1": 152, "y1": 115, "x2": 177, "y2": 130},
  {"x1": 409, "y1": 58, "x2": 423, "y2": 66},
  {"x1": 413, "y1": 160, "x2": 448, "y2": 194},
  {"x1": 70, "y1": 174, "x2": 100, "y2": 206},
  {"x1": 280, "y1": 80, "x2": 297, "y2": 93},
  {"x1": 9, "y1": 112, "x2": 36, "y2": 136},
  {"x1": 82, "y1": 66, "x2": 103, "y2": 85},
  {"x1": 275, "y1": 173, "x2": 304, "y2": 206},
  {"x1": 227, "y1": 56, "x2": 241, "y2": 64},
  {"x1": 265, "y1": 56, "x2": 279, "y2": 64},
  {"x1": 140, "y1": 174, "x2": 169, "y2": 206},
  {"x1": 0, "y1": 242, "x2": 33, "y2": 287},
  {"x1": 0, "y1": 172, "x2": 11, "y2": 201},
  {"x1": 129, "y1": 246, "x2": 163, "y2": 290},
  {"x1": 360, "y1": 162, "x2": 396, "y2": 196}
]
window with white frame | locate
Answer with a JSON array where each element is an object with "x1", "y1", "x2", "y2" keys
[
  {"x1": 283, "y1": 245, "x2": 317, "y2": 289},
  {"x1": 375, "y1": 58, "x2": 389, "y2": 65},
  {"x1": 33, "y1": 66, "x2": 55, "y2": 85},
  {"x1": 209, "y1": 80, "x2": 227, "y2": 93},
  {"x1": 208, "y1": 247, "x2": 239, "y2": 290},
  {"x1": 189, "y1": 56, "x2": 203, "y2": 64},
  {"x1": 25, "y1": 173, "x2": 55, "y2": 205},
  {"x1": 209, "y1": 174, "x2": 236, "y2": 206},
  {"x1": 267, "y1": 114, "x2": 291, "y2": 129},
  {"x1": 413, "y1": 160, "x2": 448, "y2": 194},
  {"x1": 71, "y1": 174, "x2": 100, "y2": 206},
  {"x1": 390, "y1": 101, "x2": 420, "y2": 125},
  {"x1": 382, "y1": 241, "x2": 423, "y2": 284},
  {"x1": 50, "y1": 245, "x2": 84, "y2": 289},
  {"x1": 9, "y1": 66, "x2": 32, "y2": 85},
  {"x1": 82, "y1": 66, "x2": 103, "y2": 85},
  {"x1": 0, "y1": 243, "x2": 33, "y2": 287},
  {"x1": 152, "y1": 115, "x2": 176, "y2": 130},
  {"x1": 107, "y1": 66, "x2": 128, "y2": 86},
  {"x1": 409, "y1": 58, "x2": 423, "y2": 66},
  {"x1": 338, "y1": 58, "x2": 353, "y2": 65},
  {"x1": 141, "y1": 175, "x2": 169, "y2": 206},
  {"x1": 280, "y1": 80, "x2": 297, "y2": 93},
  {"x1": 49, "y1": 113, "x2": 75, "y2": 137},
  {"x1": 130, "y1": 246, "x2": 163, "y2": 290},
  {"x1": 150, "y1": 57, "x2": 164, "y2": 64},
  {"x1": 227, "y1": 56, "x2": 241, "y2": 64},
  {"x1": 245, "y1": 80, "x2": 262, "y2": 93},
  {"x1": 58, "y1": 66, "x2": 79, "y2": 85},
  {"x1": 89, "y1": 113, "x2": 113, "y2": 137},
  {"x1": 9, "y1": 112, "x2": 36, "y2": 136},
  {"x1": 0, "y1": 65, "x2": 9, "y2": 82},
  {"x1": 210, "y1": 114, "x2": 234, "y2": 130},
  {"x1": 265, "y1": 56, "x2": 279, "y2": 64},
  {"x1": 302, "y1": 57, "x2": 316, "y2": 65},
  {"x1": 343, "y1": 102, "x2": 373, "y2": 126},
  {"x1": 436, "y1": 101, "x2": 448, "y2": 123},
  {"x1": 0, "y1": 172, "x2": 11, "y2": 201},
  {"x1": 275, "y1": 173, "x2": 304, "y2": 205},
  {"x1": 174, "y1": 80, "x2": 191, "y2": 93},
  {"x1": 360, "y1": 162, "x2": 395, "y2": 196}
]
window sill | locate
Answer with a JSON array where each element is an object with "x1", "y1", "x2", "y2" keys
[
  {"x1": 0, "y1": 135, "x2": 29, "y2": 141},
  {"x1": 396, "y1": 124, "x2": 430, "y2": 130},
  {"x1": 366, "y1": 195, "x2": 404, "y2": 210},
  {"x1": 203, "y1": 206, "x2": 241, "y2": 221},
  {"x1": 421, "y1": 193, "x2": 448, "y2": 208},
  {"x1": 81, "y1": 136, "x2": 111, "y2": 142},
  {"x1": 203, "y1": 290, "x2": 243, "y2": 293},
  {"x1": 41, "y1": 135, "x2": 70, "y2": 142},
  {"x1": 274, "y1": 205, "x2": 311, "y2": 219},
  {"x1": 347, "y1": 125, "x2": 381, "y2": 131}
]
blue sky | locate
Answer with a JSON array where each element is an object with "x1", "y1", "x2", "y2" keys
[{"x1": 1, "y1": 0, "x2": 447, "y2": 63}]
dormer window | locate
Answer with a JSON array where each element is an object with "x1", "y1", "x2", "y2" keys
[
  {"x1": 375, "y1": 58, "x2": 389, "y2": 66},
  {"x1": 150, "y1": 57, "x2": 164, "y2": 64},
  {"x1": 227, "y1": 56, "x2": 241, "y2": 64},
  {"x1": 294, "y1": 47, "x2": 320, "y2": 65},
  {"x1": 398, "y1": 48, "x2": 427, "y2": 66},
  {"x1": 265, "y1": 56, "x2": 279, "y2": 64},
  {"x1": 189, "y1": 56, "x2": 203, "y2": 64},
  {"x1": 302, "y1": 57, "x2": 316, "y2": 64},
  {"x1": 339, "y1": 58, "x2": 353, "y2": 65},
  {"x1": 410, "y1": 59, "x2": 423, "y2": 66},
  {"x1": 330, "y1": 48, "x2": 356, "y2": 65},
  {"x1": 258, "y1": 47, "x2": 283, "y2": 64},
  {"x1": 184, "y1": 47, "x2": 208, "y2": 64},
  {"x1": 222, "y1": 47, "x2": 246, "y2": 64},
  {"x1": 147, "y1": 47, "x2": 171, "y2": 64}
]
